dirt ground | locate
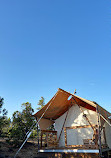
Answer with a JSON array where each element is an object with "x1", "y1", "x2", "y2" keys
[
  {"x1": 0, "y1": 138, "x2": 107, "y2": 158},
  {"x1": 0, "y1": 138, "x2": 40, "y2": 158}
]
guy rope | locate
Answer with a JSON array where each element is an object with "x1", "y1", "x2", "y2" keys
[{"x1": 14, "y1": 92, "x2": 58, "y2": 158}]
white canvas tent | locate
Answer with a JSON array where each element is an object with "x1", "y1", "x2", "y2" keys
[{"x1": 34, "y1": 88, "x2": 111, "y2": 155}]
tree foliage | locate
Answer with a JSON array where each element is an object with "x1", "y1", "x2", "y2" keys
[
  {"x1": 8, "y1": 102, "x2": 35, "y2": 146},
  {"x1": 37, "y1": 97, "x2": 45, "y2": 110},
  {"x1": 21, "y1": 102, "x2": 35, "y2": 133},
  {"x1": 0, "y1": 96, "x2": 55, "y2": 147},
  {"x1": 0, "y1": 97, "x2": 9, "y2": 136},
  {"x1": 0, "y1": 97, "x2": 7, "y2": 116}
]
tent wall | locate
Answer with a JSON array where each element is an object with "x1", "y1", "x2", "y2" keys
[
  {"x1": 55, "y1": 104, "x2": 98, "y2": 147},
  {"x1": 105, "y1": 122, "x2": 111, "y2": 148},
  {"x1": 66, "y1": 127, "x2": 94, "y2": 146}
]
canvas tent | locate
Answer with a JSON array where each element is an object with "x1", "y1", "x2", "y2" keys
[
  {"x1": 34, "y1": 88, "x2": 110, "y2": 129},
  {"x1": 14, "y1": 88, "x2": 111, "y2": 158},
  {"x1": 34, "y1": 88, "x2": 111, "y2": 152}
]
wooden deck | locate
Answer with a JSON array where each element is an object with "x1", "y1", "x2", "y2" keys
[
  {"x1": 38, "y1": 146, "x2": 111, "y2": 158},
  {"x1": 38, "y1": 129, "x2": 110, "y2": 158},
  {"x1": 37, "y1": 149, "x2": 100, "y2": 158}
]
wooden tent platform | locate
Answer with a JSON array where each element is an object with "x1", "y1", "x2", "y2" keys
[
  {"x1": 37, "y1": 149, "x2": 100, "y2": 158},
  {"x1": 38, "y1": 146, "x2": 111, "y2": 158},
  {"x1": 37, "y1": 148, "x2": 111, "y2": 158}
]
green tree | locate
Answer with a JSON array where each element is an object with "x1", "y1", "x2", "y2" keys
[
  {"x1": 0, "y1": 97, "x2": 7, "y2": 116},
  {"x1": 21, "y1": 102, "x2": 35, "y2": 133},
  {"x1": 8, "y1": 111, "x2": 25, "y2": 146},
  {"x1": 0, "y1": 97, "x2": 9, "y2": 137},
  {"x1": 37, "y1": 97, "x2": 45, "y2": 110},
  {"x1": 8, "y1": 102, "x2": 35, "y2": 146}
]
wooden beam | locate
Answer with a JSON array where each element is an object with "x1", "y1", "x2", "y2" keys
[
  {"x1": 41, "y1": 130, "x2": 58, "y2": 148},
  {"x1": 58, "y1": 104, "x2": 71, "y2": 142},
  {"x1": 41, "y1": 131, "x2": 43, "y2": 148},
  {"x1": 64, "y1": 128, "x2": 67, "y2": 147},
  {"x1": 64, "y1": 125, "x2": 98, "y2": 149},
  {"x1": 65, "y1": 144, "x2": 99, "y2": 149},
  {"x1": 103, "y1": 127, "x2": 107, "y2": 145},
  {"x1": 65, "y1": 124, "x2": 96, "y2": 130},
  {"x1": 41, "y1": 130, "x2": 57, "y2": 133}
]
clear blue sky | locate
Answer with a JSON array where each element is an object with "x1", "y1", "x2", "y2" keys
[{"x1": 0, "y1": 0, "x2": 111, "y2": 118}]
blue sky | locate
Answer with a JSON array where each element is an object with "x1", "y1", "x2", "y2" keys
[{"x1": 0, "y1": 0, "x2": 111, "y2": 118}]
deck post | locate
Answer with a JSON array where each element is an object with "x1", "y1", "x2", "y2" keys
[{"x1": 41, "y1": 131, "x2": 43, "y2": 148}]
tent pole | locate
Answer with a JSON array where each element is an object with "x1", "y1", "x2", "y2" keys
[
  {"x1": 100, "y1": 114, "x2": 111, "y2": 127},
  {"x1": 96, "y1": 104, "x2": 103, "y2": 157},
  {"x1": 57, "y1": 103, "x2": 71, "y2": 142},
  {"x1": 36, "y1": 118, "x2": 40, "y2": 151}
]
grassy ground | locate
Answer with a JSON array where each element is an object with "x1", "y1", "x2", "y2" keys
[{"x1": 0, "y1": 138, "x2": 39, "y2": 158}]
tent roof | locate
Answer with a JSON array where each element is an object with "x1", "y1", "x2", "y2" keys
[{"x1": 34, "y1": 88, "x2": 111, "y2": 121}]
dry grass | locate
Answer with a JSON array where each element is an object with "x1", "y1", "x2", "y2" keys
[{"x1": 0, "y1": 138, "x2": 39, "y2": 158}]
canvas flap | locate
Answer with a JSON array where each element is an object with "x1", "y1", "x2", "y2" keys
[{"x1": 38, "y1": 118, "x2": 54, "y2": 130}]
